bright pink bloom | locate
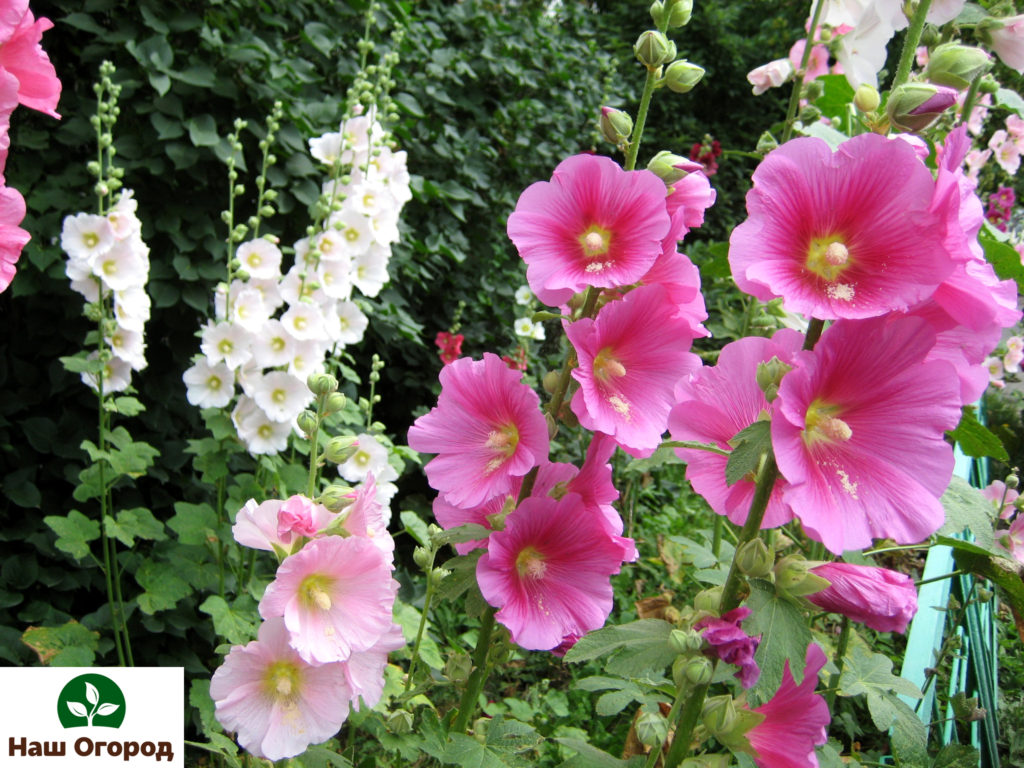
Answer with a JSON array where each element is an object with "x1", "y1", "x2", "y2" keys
[
  {"x1": 988, "y1": 14, "x2": 1024, "y2": 72},
  {"x1": 434, "y1": 330, "x2": 463, "y2": 365},
  {"x1": 694, "y1": 606, "x2": 760, "y2": 689},
  {"x1": 408, "y1": 352, "x2": 549, "y2": 508},
  {"x1": 507, "y1": 154, "x2": 670, "y2": 306},
  {"x1": 568, "y1": 284, "x2": 700, "y2": 456},
  {"x1": 773, "y1": 316, "x2": 961, "y2": 554},
  {"x1": 745, "y1": 643, "x2": 829, "y2": 768},
  {"x1": 729, "y1": 133, "x2": 959, "y2": 320},
  {"x1": 639, "y1": 249, "x2": 708, "y2": 334},
  {"x1": 476, "y1": 492, "x2": 630, "y2": 651},
  {"x1": 233, "y1": 496, "x2": 335, "y2": 555},
  {"x1": 211, "y1": 617, "x2": 352, "y2": 761},
  {"x1": 998, "y1": 515, "x2": 1024, "y2": 564},
  {"x1": 807, "y1": 562, "x2": 918, "y2": 633},
  {"x1": 665, "y1": 159, "x2": 716, "y2": 232},
  {"x1": 983, "y1": 479, "x2": 1020, "y2": 520},
  {"x1": 338, "y1": 474, "x2": 395, "y2": 557},
  {"x1": 789, "y1": 39, "x2": 830, "y2": 81},
  {"x1": 259, "y1": 536, "x2": 398, "y2": 664},
  {"x1": 0, "y1": 182, "x2": 27, "y2": 293},
  {"x1": 0, "y1": 1, "x2": 60, "y2": 118},
  {"x1": 670, "y1": 329, "x2": 804, "y2": 529}
]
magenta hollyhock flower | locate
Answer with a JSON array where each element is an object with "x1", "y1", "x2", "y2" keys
[
  {"x1": 807, "y1": 562, "x2": 918, "y2": 633},
  {"x1": 408, "y1": 352, "x2": 549, "y2": 509},
  {"x1": 694, "y1": 606, "x2": 760, "y2": 689},
  {"x1": 0, "y1": 183, "x2": 28, "y2": 293},
  {"x1": 476, "y1": 492, "x2": 630, "y2": 651},
  {"x1": 639, "y1": 249, "x2": 709, "y2": 334},
  {"x1": 773, "y1": 316, "x2": 962, "y2": 554},
  {"x1": 211, "y1": 617, "x2": 352, "y2": 761},
  {"x1": 729, "y1": 133, "x2": 959, "y2": 320},
  {"x1": 0, "y1": 0, "x2": 61, "y2": 118},
  {"x1": 567, "y1": 284, "x2": 701, "y2": 457},
  {"x1": 259, "y1": 536, "x2": 398, "y2": 664},
  {"x1": 745, "y1": 643, "x2": 829, "y2": 768},
  {"x1": 665, "y1": 159, "x2": 716, "y2": 232},
  {"x1": 669, "y1": 329, "x2": 804, "y2": 529},
  {"x1": 506, "y1": 153, "x2": 670, "y2": 307}
]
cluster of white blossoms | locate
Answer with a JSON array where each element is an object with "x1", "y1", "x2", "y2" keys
[
  {"x1": 183, "y1": 115, "x2": 411, "y2": 460},
  {"x1": 61, "y1": 191, "x2": 152, "y2": 393},
  {"x1": 513, "y1": 284, "x2": 545, "y2": 340}
]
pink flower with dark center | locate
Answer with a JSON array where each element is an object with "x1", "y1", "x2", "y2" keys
[
  {"x1": 745, "y1": 643, "x2": 829, "y2": 768},
  {"x1": 507, "y1": 154, "x2": 670, "y2": 307},
  {"x1": 670, "y1": 329, "x2": 804, "y2": 528},
  {"x1": 567, "y1": 284, "x2": 701, "y2": 457},
  {"x1": 211, "y1": 617, "x2": 352, "y2": 761},
  {"x1": 807, "y1": 562, "x2": 918, "y2": 633},
  {"x1": 773, "y1": 316, "x2": 961, "y2": 554},
  {"x1": 0, "y1": 1, "x2": 60, "y2": 118},
  {"x1": 259, "y1": 536, "x2": 398, "y2": 664},
  {"x1": 476, "y1": 492, "x2": 631, "y2": 651},
  {"x1": 729, "y1": 133, "x2": 959, "y2": 320},
  {"x1": 694, "y1": 606, "x2": 760, "y2": 689},
  {"x1": 408, "y1": 352, "x2": 549, "y2": 508}
]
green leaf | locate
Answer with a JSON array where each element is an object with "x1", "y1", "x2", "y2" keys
[
  {"x1": 103, "y1": 507, "x2": 166, "y2": 547},
  {"x1": 189, "y1": 679, "x2": 220, "y2": 739},
  {"x1": 442, "y1": 716, "x2": 541, "y2": 768},
  {"x1": 554, "y1": 738, "x2": 637, "y2": 767},
  {"x1": 170, "y1": 66, "x2": 216, "y2": 88},
  {"x1": 932, "y1": 744, "x2": 981, "y2": 768},
  {"x1": 168, "y1": 501, "x2": 220, "y2": 546},
  {"x1": 725, "y1": 420, "x2": 771, "y2": 487},
  {"x1": 60, "y1": 354, "x2": 102, "y2": 374},
  {"x1": 135, "y1": 560, "x2": 192, "y2": 614},
  {"x1": 838, "y1": 646, "x2": 923, "y2": 742},
  {"x1": 939, "y1": 475, "x2": 996, "y2": 552},
  {"x1": 21, "y1": 621, "x2": 99, "y2": 666},
  {"x1": 436, "y1": 551, "x2": 485, "y2": 603},
  {"x1": 564, "y1": 619, "x2": 676, "y2": 676},
  {"x1": 188, "y1": 114, "x2": 220, "y2": 147},
  {"x1": 622, "y1": 444, "x2": 684, "y2": 475},
  {"x1": 814, "y1": 74, "x2": 855, "y2": 121},
  {"x1": 948, "y1": 406, "x2": 1009, "y2": 462},
  {"x1": 290, "y1": 746, "x2": 354, "y2": 768},
  {"x1": 436, "y1": 523, "x2": 492, "y2": 546},
  {"x1": 400, "y1": 510, "x2": 431, "y2": 547},
  {"x1": 394, "y1": 600, "x2": 444, "y2": 670},
  {"x1": 744, "y1": 578, "x2": 812, "y2": 701},
  {"x1": 4, "y1": 467, "x2": 41, "y2": 507},
  {"x1": 199, "y1": 595, "x2": 258, "y2": 645},
  {"x1": 995, "y1": 87, "x2": 1024, "y2": 116},
  {"x1": 979, "y1": 223, "x2": 1024, "y2": 291},
  {"x1": 801, "y1": 119, "x2": 848, "y2": 149},
  {"x1": 951, "y1": 549, "x2": 1024, "y2": 628},
  {"x1": 576, "y1": 676, "x2": 648, "y2": 717},
  {"x1": 111, "y1": 396, "x2": 146, "y2": 417},
  {"x1": 44, "y1": 510, "x2": 100, "y2": 560}
]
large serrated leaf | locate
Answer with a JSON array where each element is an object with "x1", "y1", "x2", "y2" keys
[
  {"x1": 564, "y1": 620, "x2": 675, "y2": 676},
  {"x1": 939, "y1": 475, "x2": 996, "y2": 551},
  {"x1": 744, "y1": 578, "x2": 811, "y2": 702},
  {"x1": 838, "y1": 645, "x2": 922, "y2": 711},
  {"x1": 22, "y1": 621, "x2": 99, "y2": 666},
  {"x1": 199, "y1": 595, "x2": 258, "y2": 645},
  {"x1": 948, "y1": 407, "x2": 1009, "y2": 462},
  {"x1": 44, "y1": 511, "x2": 100, "y2": 560}
]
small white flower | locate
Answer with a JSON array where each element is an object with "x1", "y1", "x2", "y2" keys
[
  {"x1": 92, "y1": 238, "x2": 148, "y2": 292},
  {"x1": 351, "y1": 247, "x2": 389, "y2": 298},
  {"x1": 236, "y1": 238, "x2": 283, "y2": 280},
  {"x1": 281, "y1": 302, "x2": 327, "y2": 341},
  {"x1": 62, "y1": 213, "x2": 115, "y2": 264},
  {"x1": 232, "y1": 395, "x2": 292, "y2": 455},
  {"x1": 514, "y1": 317, "x2": 535, "y2": 337},
  {"x1": 183, "y1": 357, "x2": 235, "y2": 408},
  {"x1": 331, "y1": 209, "x2": 373, "y2": 256},
  {"x1": 316, "y1": 259, "x2": 353, "y2": 301},
  {"x1": 309, "y1": 131, "x2": 343, "y2": 165},
  {"x1": 339, "y1": 433, "x2": 398, "y2": 484},
  {"x1": 230, "y1": 286, "x2": 272, "y2": 333},
  {"x1": 109, "y1": 325, "x2": 147, "y2": 371},
  {"x1": 81, "y1": 353, "x2": 132, "y2": 394},
  {"x1": 287, "y1": 338, "x2": 327, "y2": 380},
  {"x1": 530, "y1": 321, "x2": 546, "y2": 341},
  {"x1": 113, "y1": 287, "x2": 151, "y2": 331},
  {"x1": 108, "y1": 190, "x2": 141, "y2": 239},
  {"x1": 514, "y1": 286, "x2": 533, "y2": 306}
]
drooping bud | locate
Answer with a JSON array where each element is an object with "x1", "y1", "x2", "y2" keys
[
  {"x1": 774, "y1": 554, "x2": 831, "y2": 597},
  {"x1": 755, "y1": 356, "x2": 793, "y2": 403},
  {"x1": 665, "y1": 0, "x2": 693, "y2": 28},
  {"x1": 663, "y1": 60, "x2": 705, "y2": 93},
  {"x1": 635, "y1": 710, "x2": 670, "y2": 748},
  {"x1": 599, "y1": 106, "x2": 634, "y2": 146},
  {"x1": 322, "y1": 435, "x2": 359, "y2": 464},
  {"x1": 307, "y1": 372, "x2": 338, "y2": 396},
  {"x1": 635, "y1": 30, "x2": 675, "y2": 69},
  {"x1": 926, "y1": 43, "x2": 993, "y2": 90},
  {"x1": 853, "y1": 83, "x2": 881, "y2": 112},
  {"x1": 647, "y1": 151, "x2": 690, "y2": 183},
  {"x1": 735, "y1": 538, "x2": 774, "y2": 578},
  {"x1": 886, "y1": 82, "x2": 959, "y2": 132}
]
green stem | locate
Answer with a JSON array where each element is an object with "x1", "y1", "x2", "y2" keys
[
  {"x1": 803, "y1": 317, "x2": 825, "y2": 350},
  {"x1": 891, "y1": 0, "x2": 934, "y2": 90},
  {"x1": 216, "y1": 476, "x2": 226, "y2": 598},
  {"x1": 957, "y1": 75, "x2": 982, "y2": 128},
  {"x1": 916, "y1": 569, "x2": 965, "y2": 588},
  {"x1": 825, "y1": 616, "x2": 850, "y2": 709},
  {"x1": 404, "y1": 556, "x2": 437, "y2": 693},
  {"x1": 663, "y1": 683, "x2": 710, "y2": 768},
  {"x1": 782, "y1": 0, "x2": 827, "y2": 143},
  {"x1": 712, "y1": 515, "x2": 723, "y2": 558},
  {"x1": 720, "y1": 455, "x2": 779, "y2": 613},
  {"x1": 624, "y1": 67, "x2": 659, "y2": 172},
  {"x1": 660, "y1": 440, "x2": 730, "y2": 457},
  {"x1": 451, "y1": 607, "x2": 497, "y2": 733},
  {"x1": 306, "y1": 414, "x2": 321, "y2": 500}
]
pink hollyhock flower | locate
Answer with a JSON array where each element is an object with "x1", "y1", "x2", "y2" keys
[
  {"x1": 639, "y1": 249, "x2": 709, "y2": 334},
  {"x1": 773, "y1": 316, "x2": 962, "y2": 554},
  {"x1": 988, "y1": 14, "x2": 1024, "y2": 72},
  {"x1": 476, "y1": 492, "x2": 630, "y2": 651},
  {"x1": 998, "y1": 515, "x2": 1024, "y2": 564},
  {"x1": 983, "y1": 479, "x2": 1020, "y2": 520},
  {"x1": 338, "y1": 474, "x2": 395, "y2": 557},
  {"x1": 233, "y1": 496, "x2": 335, "y2": 555},
  {"x1": 277, "y1": 495, "x2": 327, "y2": 539},
  {"x1": 341, "y1": 623, "x2": 405, "y2": 710},
  {"x1": 567, "y1": 284, "x2": 701, "y2": 457},
  {"x1": 665, "y1": 159, "x2": 716, "y2": 232},
  {"x1": 694, "y1": 606, "x2": 760, "y2": 689},
  {"x1": 730, "y1": 133, "x2": 959, "y2": 320},
  {"x1": 989, "y1": 129, "x2": 1021, "y2": 175},
  {"x1": 506, "y1": 153, "x2": 670, "y2": 307},
  {"x1": 0, "y1": 1, "x2": 60, "y2": 118},
  {"x1": 670, "y1": 329, "x2": 804, "y2": 529},
  {"x1": 408, "y1": 352, "x2": 549, "y2": 508},
  {"x1": 789, "y1": 39, "x2": 830, "y2": 81},
  {"x1": 259, "y1": 536, "x2": 398, "y2": 664},
  {"x1": 690, "y1": 139, "x2": 722, "y2": 176},
  {"x1": 0, "y1": 182, "x2": 28, "y2": 293},
  {"x1": 747, "y1": 58, "x2": 794, "y2": 95},
  {"x1": 744, "y1": 643, "x2": 829, "y2": 768},
  {"x1": 211, "y1": 617, "x2": 352, "y2": 761},
  {"x1": 807, "y1": 562, "x2": 918, "y2": 633}
]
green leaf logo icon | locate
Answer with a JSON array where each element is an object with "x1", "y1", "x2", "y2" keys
[{"x1": 57, "y1": 674, "x2": 126, "y2": 728}]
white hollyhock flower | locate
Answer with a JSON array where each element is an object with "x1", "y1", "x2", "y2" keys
[
  {"x1": 350, "y1": 180, "x2": 395, "y2": 219},
  {"x1": 287, "y1": 338, "x2": 326, "y2": 380},
  {"x1": 61, "y1": 213, "x2": 115, "y2": 264},
  {"x1": 251, "y1": 370, "x2": 312, "y2": 423},
  {"x1": 332, "y1": 208, "x2": 373, "y2": 257},
  {"x1": 114, "y1": 287, "x2": 151, "y2": 331},
  {"x1": 200, "y1": 320, "x2": 254, "y2": 370},
  {"x1": 81, "y1": 353, "x2": 132, "y2": 394},
  {"x1": 92, "y1": 237, "x2": 149, "y2": 292},
  {"x1": 236, "y1": 238, "x2": 283, "y2": 280},
  {"x1": 316, "y1": 258, "x2": 352, "y2": 301},
  {"x1": 309, "y1": 130, "x2": 343, "y2": 165},
  {"x1": 232, "y1": 395, "x2": 292, "y2": 455},
  {"x1": 313, "y1": 229, "x2": 348, "y2": 263},
  {"x1": 514, "y1": 286, "x2": 533, "y2": 306},
  {"x1": 230, "y1": 286, "x2": 272, "y2": 333},
  {"x1": 246, "y1": 277, "x2": 284, "y2": 314},
  {"x1": 339, "y1": 433, "x2": 398, "y2": 484},
  {"x1": 531, "y1": 321, "x2": 546, "y2": 341},
  {"x1": 351, "y1": 247, "x2": 389, "y2": 298},
  {"x1": 514, "y1": 317, "x2": 535, "y2": 337},
  {"x1": 279, "y1": 265, "x2": 327, "y2": 306},
  {"x1": 335, "y1": 300, "x2": 368, "y2": 345},
  {"x1": 109, "y1": 325, "x2": 147, "y2": 371},
  {"x1": 251, "y1": 318, "x2": 297, "y2": 368},
  {"x1": 183, "y1": 357, "x2": 235, "y2": 408},
  {"x1": 107, "y1": 190, "x2": 141, "y2": 239},
  {"x1": 66, "y1": 257, "x2": 100, "y2": 302},
  {"x1": 281, "y1": 302, "x2": 328, "y2": 341}
]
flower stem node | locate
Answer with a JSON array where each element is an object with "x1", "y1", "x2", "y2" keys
[
  {"x1": 925, "y1": 43, "x2": 993, "y2": 90},
  {"x1": 307, "y1": 372, "x2": 338, "y2": 396},
  {"x1": 647, "y1": 151, "x2": 690, "y2": 183},
  {"x1": 886, "y1": 82, "x2": 958, "y2": 133},
  {"x1": 735, "y1": 538, "x2": 775, "y2": 578},
  {"x1": 853, "y1": 84, "x2": 881, "y2": 113},
  {"x1": 773, "y1": 555, "x2": 831, "y2": 598},
  {"x1": 599, "y1": 106, "x2": 634, "y2": 146},
  {"x1": 635, "y1": 30, "x2": 676, "y2": 70},
  {"x1": 635, "y1": 710, "x2": 670, "y2": 748},
  {"x1": 663, "y1": 60, "x2": 705, "y2": 93}
]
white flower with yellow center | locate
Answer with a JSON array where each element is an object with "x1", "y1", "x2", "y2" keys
[{"x1": 183, "y1": 357, "x2": 235, "y2": 408}]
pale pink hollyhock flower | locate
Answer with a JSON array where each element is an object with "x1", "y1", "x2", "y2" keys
[
  {"x1": 789, "y1": 39, "x2": 830, "y2": 81},
  {"x1": 476, "y1": 492, "x2": 630, "y2": 651},
  {"x1": 342, "y1": 623, "x2": 404, "y2": 710},
  {"x1": 729, "y1": 133, "x2": 958, "y2": 320},
  {"x1": 251, "y1": 370, "x2": 311, "y2": 424},
  {"x1": 567, "y1": 284, "x2": 701, "y2": 457},
  {"x1": 339, "y1": 433, "x2": 398, "y2": 486},
  {"x1": 928, "y1": 0, "x2": 967, "y2": 25},
  {"x1": 210, "y1": 617, "x2": 352, "y2": 761},
  {"x1": 998, "y1": 515, "x2": 1024, "y2": 564},
  {"x1": 408, "y1": 352, "x2": 549, "y2": 508},
  {"x1": 232, "y1": 496, "x2": 335, "y2": 554},
  {"x1": 745, "y1": 643, "x2": 829, "y2": 768},
  {"x1": 983, "y1": 480, "x2": 1020, "y2": 520},
  {"x1": 984, "y1": 355, "x2": 1005, "y2": 387},
  {"x1": 988, "y1": 14, "x2": 1024, "y2": 72},
  {"x1": 507, "y1": 153, "x2": 670, "y2": 307},
  {"x1": 965, "y1": 148, "x2": 990, "y2": 182},
  {"x1": 201, "y1": 320, "x2": 253, "y2": 370},
  {"x1": 277, "y1": 495, "x2": 328, "y2": 539},
  {"x1": 773, "y1": 316, "x2": 962, "y2": 554},
  {"x1": 337, "y1": 475, "x2": 395, "y2": 557},
  {"x1": 747, "y1": 58, "x2": 794, "y2": 95},
  {"x1": 1005, "y1": 348, "x2": 1023, "y2": 373},
  {"x1": 807, "y1": 562, "x2": 918, "y2": 633},
  {"x1": 0, "y1": 183, "x2": 27, "y2": 292},
  {"x1": 0, "y1": 1, "x2": 60, "y2": 118},
  {"x1": 989, "y1": 129, "x2": 1021, "y2": 175},
  {"x1": 260, "y1": 536, "x2": 398, "y2": 664},
  {"x1": 670, "y1": 329, "x2": 804, "y2": 529},
  {"x1": 694, "y1": 606, "x2": 760, "y2": 689}
]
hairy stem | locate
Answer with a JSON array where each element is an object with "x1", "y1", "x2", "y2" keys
[{"x1": 451, "y1": 607, "x2": 497, "y2": 733}]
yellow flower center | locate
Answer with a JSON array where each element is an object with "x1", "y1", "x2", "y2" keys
[
  {"x1": 272, "y1": 388, "x2": 287, "y2": 404},
  {"x1": 299, "y1": 574, "x2": 335, "y2": 611},
  {"x1": 345, "y1": 228, "x2": 360, "y2": 242},
  {"x1": 578, "y1": 225, "x2": 612, "y2": 260},
  {"x1": 271, "y1": 337, "x2": 286, "y2": 352},
  {"x1": 805, "y1": 235, "x2": 851, "y2": 282},
  {"x1": 483, "y1": 423, "x2": 520, "y2": 475},
  {"x1": 515, "y1": 546, "x2": 547, "y2": 579},
  {"x1": 84, "y1": 232, "x2": 100, "y2": 249},
  {"x1": 264, "y1": 661, "x2": 301, "y2": 703},
  {"x1": 803, "y1": 399, "x2": 853, "y2": 446},
  {"x1": 206, "y1": 375, "x2": 222, "y2": 391},
  {"x1": 593, "y1": 347, "x2": 626, "y2": 382}
]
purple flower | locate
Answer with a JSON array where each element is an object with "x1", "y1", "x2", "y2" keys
[{"x1": 694, "y1": 606, "x2": 761, "y2": 689}]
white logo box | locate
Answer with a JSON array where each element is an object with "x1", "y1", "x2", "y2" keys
[{"x1": 0, "y1": 667, "x2": 183, "y2": 767}]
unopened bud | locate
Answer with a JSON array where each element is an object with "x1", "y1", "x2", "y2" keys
[
  {"x1": 649, "y1": 1, "x2": 666, "y2": 27},
  {"x1": 756, "y1": 131, "x2": 779, "y2": 154},
  {"x1": 693, "y1": 586, "x2": 722, "y2": 613},
  {"x1": 736, "y1": 538, "x2": 774, "y2": 578},
  {"x1": 925, "y1": 43, "x2": 993, "y2": 90},
  {"x1": 669, "y1": 628, "x2": 704, "y2": 655},
  {"x1": 599, "y1": 106, "x2": 633, "y2": 145},
  {"x1": 323, "y1": 435, "x2": 358, "y2": 464},
  {"x1": 388, "y1": 709, "x2": 414, "y2": 734},
  {"x1": 1007, "y1": 474, "x2": 1019, "y2": 490},
  {"x1": 666, "y1": 0, "x2": 693, "y2": 27},
  {"x1": 682, "y1": 656, "x2": 714, "y2": 686},
  {"x1": 444, "y1": 651, "x2": 473, "y2": 683},
  {"x1": 663, "y1": 60, "x2": 705, "y2": 93},
  {"x1": 803, "y1": 79, "x2": 825, "y2": 102},
  {"x1": 755, "y1": 357, "x2": 792, "y2": 403},
  {"x1": 853, "y1": 84, "x2": 881, "y2": 112},
  {"x1": 412, "y1": 546, "x2": 431, "y2": 569},
  {"x1": 635, "y1": 710, "x2": 669, "y2": 748},
  {"x1": 307, "y1": 372, "x2": 338, "y2": 396},
  {"x1": 977, "y1": 588, "x2": 992, "y2": 603},
  {"x1": 887, "y1": 82, "x2": 958, "y2": 133},
  {"x1": 317, "y1": 484, "x2": 353, "y2": 512},
  {"x1": 542, "y1": 370, "x2": 561, "y2": 395},
  {"x1": 774, "y1": 555, "x2": 830, "y2": 597},
  {"x1": 701, "y1": 695, "x2": 738, "y2": 737},
  {"x1": 296, "y1": 410, "x2": 318, "y2": 437},
  {"x1": 635, "y1": 30, "x2": 675, "y2": 69},
  {"x1": 798, "y1": 104, "x2": 822, "y2": 123},
  {"x1": 647, "y1": 151, "x2": 690, "y2": 183},
  {"x1": 978, "y1": 75, "x2": 999, "y2": 94},
  {"x1": 325, "y1": 392, "x2": 347, "y2": 413}
]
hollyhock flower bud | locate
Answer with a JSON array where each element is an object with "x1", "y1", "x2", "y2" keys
[
  {"x1": 636, "y1": 710, "x2": 669, "y2": 748},
  {"x1": 887, "y1": 82, "x2": 958, "y2": 132},
  {"x1": 635, "y1": 30, "x2": 675, "y2": 69},
  {"x1": 666, "y1": 0, "x2": 693, "y2": 28},
  {"x1": 599, "y1": 106, "x2": 633, "y2": 145},
  {"x1": 307, "y1": 371, "x2": 338, "y2": 396},
  {"x1": 669, "y1": 628, "x2": 704, "y2": 655},
  {"x1": 663, "y1": 60, "x2": 705, "y2": 93},
  {"x1": 746, "y1": 58, "x2": 793, "y2": 95},
  {"x1": 317, "y1": 484, "x2": 353, "y2": 512},
  {"x1": 853, "y1": 83, "x2": 881, "y2": 112},
  {"x1": 735, "y1": 538, "x2": 774, "y2": 578},
  {"x1": 806, "y1": 562, "x2": 919, "y2": 633},
  {"x1": 774, "y1": 555, "x2": 830, "y2": 598},
  {"x1": 694, "y1": 607, "x2": 761, "y2": 689},
  {"x1": 925, "y1": 43, "x2": 993, "y2": 90},
  {"x1": 323, "y1": 435, "x2": 359, "y2": 464},
  {"x1": 647, "y1": 151, "x2": 690, "y2": 183},
  {"x1": 677, "y1": 655, "x2": 714, "y2": 687},
  {"x1": 693, "y1": 586, "x2": 722, "y2": 613}
]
